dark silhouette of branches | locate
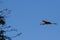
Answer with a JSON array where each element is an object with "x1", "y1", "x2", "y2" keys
[{"x1": 0, "y1": 9, "x2": 22, "y2": 40}]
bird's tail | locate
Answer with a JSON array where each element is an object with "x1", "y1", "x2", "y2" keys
[{"x1": 52, "y1": 23, "x2": 57, "y2": 25}]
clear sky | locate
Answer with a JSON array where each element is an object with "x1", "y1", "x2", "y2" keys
[{"x1": 0, "y1": 0, "x2": 60, "y2": 40}]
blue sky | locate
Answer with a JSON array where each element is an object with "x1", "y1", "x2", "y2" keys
[{"x1": 0, "y1": 0, "x2": 60, "y2": 40}]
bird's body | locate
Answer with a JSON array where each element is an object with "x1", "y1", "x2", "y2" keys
[{"x1": 40, "y1": 20, "x2": 56, "y2": 25}]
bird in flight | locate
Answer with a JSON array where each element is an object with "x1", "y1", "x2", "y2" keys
[{"x1": 40, "y1": 20, "x2": 57, "y2": 25}]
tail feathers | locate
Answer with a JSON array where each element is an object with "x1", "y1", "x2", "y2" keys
[{"x1": 52, "y1": 23, "x2": 57, "y2": 25}]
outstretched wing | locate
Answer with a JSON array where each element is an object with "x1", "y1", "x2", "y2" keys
[{"x1": 42, "y1": 20, "x2": 49, "y2": 22}]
